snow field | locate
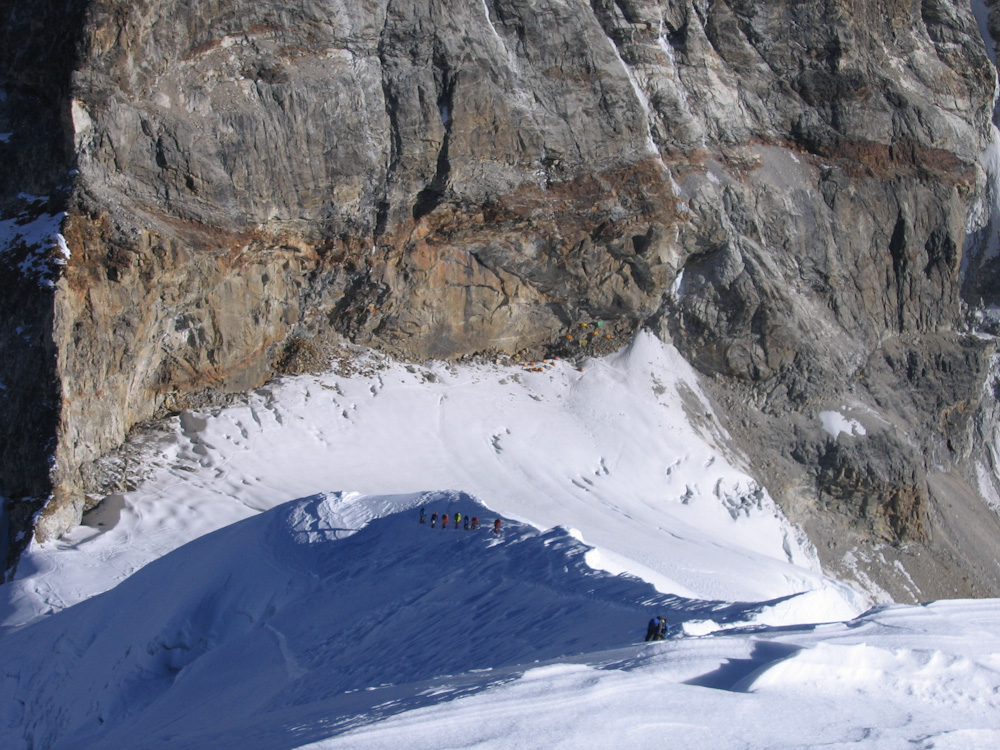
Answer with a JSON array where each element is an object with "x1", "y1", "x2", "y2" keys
[
  {"x1": 4, "y1": 492, "x2": 998, "y2": 749},
  {"x1": 1, "y1": 333, "x2": 997, "y2": 748},
  {"x1": 315, "y1": 601, "x2": 1000, "y2": 750},
  {"x1": 4, "y1": 333, "x2": 857, "y2": 630},
  {"x1": 0, "y1": 491, "x2": 757, "y2": 748}
]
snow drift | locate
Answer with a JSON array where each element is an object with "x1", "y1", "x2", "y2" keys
[
  {"x1": 1, "y1": 489, "x2": 811, "y2": 749},
  {"x1": 1, "y1": 333, "x2": 997, "y2": 749}
]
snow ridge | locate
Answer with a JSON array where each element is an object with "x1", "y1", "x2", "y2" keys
[
  {"x1": 0, "y1": 490, "x2": 796, "y2": 749},
  {"x1": 0, "y1": 334, "x2": 997, "y2": 749}
]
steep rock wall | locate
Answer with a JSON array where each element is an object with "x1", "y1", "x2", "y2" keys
[
  {"x1": 0, "y1": 0, "x2": 90, "y2": 570},
  {"x1": 2, "y1": 0, "x2": 999, "y2": 599}
]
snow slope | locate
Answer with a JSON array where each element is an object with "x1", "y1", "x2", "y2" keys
[
  {"x1": 0, "y1": 491, "x2": 805, "y2": 749},
  {"x1": 318, "y1": 599, "x2": 1000, "y2": 750},
  {"x1": 1, "y1": 332, "x2": 860, "y2": 631},
  {"x1": 2, "y1": 491, "x2": 998, "y2": 749},
  {"x1": 1, "y1": 332, "x2": 998, "y2": 748}
]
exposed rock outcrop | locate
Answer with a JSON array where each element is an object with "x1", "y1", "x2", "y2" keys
[{"x1": 2, "y1": 0, "x2": 1000, "y2": 599}]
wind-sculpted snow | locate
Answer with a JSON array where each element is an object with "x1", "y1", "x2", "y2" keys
[
  {"x1": 319, "y1": 600, "x2": 1000, "y2": 750},
  {"x1": 1, "y1": 336, "x2": 998, "y2": 749},
  {"x1": 0, "y1": 490, "x2": 771, "y2": 749},
  {"x1": 3, "y1": 493, "x2": 999, "y2": 749},
  {"x1": 3, "y1": 332, "x2": 856, "y2": 632}
]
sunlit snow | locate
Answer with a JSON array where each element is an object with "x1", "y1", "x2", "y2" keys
[{"x1": 1, "y1": 333, "x2": 997, "y2": 749}]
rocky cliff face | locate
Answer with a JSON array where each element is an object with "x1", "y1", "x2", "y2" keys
[{"x1": 2, "y1": 0, "x2": 1000, "y2": 600}]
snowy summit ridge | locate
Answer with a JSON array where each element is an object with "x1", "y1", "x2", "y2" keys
[
  {"x1": 0, "y1": 490, "x2": 764, "y2": 748},
  {"x1": 1, "y1": 492, "x2": 998, "y2": 748},
  {"x1": 2, "y1": 332, "x2": 998, "y2": 748}
]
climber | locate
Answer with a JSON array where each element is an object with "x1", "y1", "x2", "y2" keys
[
  {"x1": 645, "y1": 616, "x2": 669, "y2": 642},
  {"x1": 656, "y1": 616, "x2": 669, "y2": 640},
  {"x1": 645, "y1": 616, "x2": 659, "y2": 642}
]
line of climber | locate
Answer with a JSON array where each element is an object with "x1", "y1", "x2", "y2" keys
[{"x1": 419, "y1": 507, "x2": 502, "y2": 535}]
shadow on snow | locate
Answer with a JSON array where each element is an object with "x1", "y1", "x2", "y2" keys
[{"x1": 1, "y1": 490, "x2": 816, "y2": 749}]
